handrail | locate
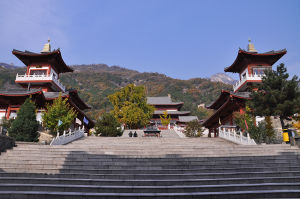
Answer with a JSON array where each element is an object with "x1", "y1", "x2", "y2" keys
[
  {"x1": 16, "y1": 74, "x2": 65, "y2": 92},
  {"x1": 50, "y1": 127, "x2": 85, "y2": 145},
  {"x1": 173, "y1": 126, "x2": 186, "y2": 138},
  {"x1": 233, "y1": 72, "x2": 264, "y2": 92},
  {"x1": 218, "y1": 126, "x2": 256, "y2": 145}
]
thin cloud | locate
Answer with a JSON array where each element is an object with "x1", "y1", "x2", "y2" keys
[{"x1": 0, "y1": 0, "x2": 69, "y2": 56}]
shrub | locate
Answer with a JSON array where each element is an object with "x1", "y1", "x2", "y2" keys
[
  {"x1": 8, "y1": 98, "x2": 39, "y2": 142},
  {"x1": 95, "y1": 113, "x2": 123, "y2": 137},
  {"x1": 184, "y1": 120, "x2": 203, "y2": 137}
]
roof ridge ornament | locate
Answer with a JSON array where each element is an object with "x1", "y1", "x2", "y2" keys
[
  {"x1": 41, "y1": 38, "x2": 51, "y2": 53},
  {"x1": 247, "y1": 39, "x2": 257, "y2": 53}
]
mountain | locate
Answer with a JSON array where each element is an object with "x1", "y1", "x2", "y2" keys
[
  {"x1": 0, "y1": 63, "x2": 19, "y2": 69},
  {"x1": 210, "y1": 73, "x2": 237, "y2": 85},
  {"x1": 0, "y1": 63, "x2": 233, "y2": 120}
]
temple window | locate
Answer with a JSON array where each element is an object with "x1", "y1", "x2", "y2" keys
[
  {"x1": 30, "y1": 69, "x2": 47, "y2": 76},
  {"x1": 252, "y1": 67, "x2": 270, "y2": 76}
]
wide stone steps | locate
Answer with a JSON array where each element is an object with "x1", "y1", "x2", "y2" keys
[
  {"x1": 1, "y1": 182, "x2": 300, "y2": 193},
  {"x1": 1, "y1": 175, "x2": 299, "y2": 186},
  {"x1": 0, "y1": 137, "x2": 300, "y2": 198},
  {"x1": 0, "y1": 190, "x2": 299, "y2": 199}
]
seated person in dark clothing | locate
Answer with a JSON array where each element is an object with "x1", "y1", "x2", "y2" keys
[{"x1": 128, "y1": 131, "x2": 133, "y2": 137}]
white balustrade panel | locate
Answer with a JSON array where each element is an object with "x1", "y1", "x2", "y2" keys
[
  {"x1": 16, "y1": 74, "x2": 65, "y2": 92},
  {"x1": 233, "y1": 72, "x2": 263, "y2": 92},
  {"x1": 218, "y1": 126, "x2": 256, "y2": 145},
  {"x1": 50, "y1": 127, "x2": 85, "y2": 145},
  {"x1": 173, "y1": 126, "x2": 186, "y2": 138}
]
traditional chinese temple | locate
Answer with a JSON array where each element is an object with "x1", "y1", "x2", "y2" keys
[
  {"x1": 202, "y1": 40, "x2": 286, "y2": 137},
  {"x1": 147, "y1": 95, "x2": 198, "y2": 129},
  {"x1": 0, "y1": 40, "x2": 94, "y2": 130}
]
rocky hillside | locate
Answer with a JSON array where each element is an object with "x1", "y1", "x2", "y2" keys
[
  {"x1": 210, "y1": 73, "x2": 237, "y2": 85},
  {"x1": 0, "y1": 64, "x2": 233, "y2": 120}
]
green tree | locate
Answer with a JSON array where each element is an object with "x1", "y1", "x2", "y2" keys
[
  {"x1": 108, "y1": 84, "x2": 154, "y2": 129},
  {"x1": 1, "y1": 117, "x2": 14, "y2": 135},
  {"x1": 195, "y1": 107, "x2": 214, "y2": 120},
  {"x1": 184, "y1": 120, "x2": 203, "y2": 137},
  {"x1": 8, "y1": 98, "x2": 39, "y2": 142},
  {"x1": 160, "y1": 111, "x2": 171, "y2": 126},
  {"x1": 42, "y1": 94, "x2": 77, "y2": 135},
  {"x1": 233, "y1": 110, "x2": 276, "y2": 144},
  {"x1": 265, "y1": 116, "x2": 276, "y2": 142},
  {"x1": 248, "y1": 63, "x2": 300, "y2": 129},
  {"x1": 95, "y1": 113, "x2": 123, "y2": 136},
  {"x1": 233, "y1": 106, "x2": 255, "y2": 132}
]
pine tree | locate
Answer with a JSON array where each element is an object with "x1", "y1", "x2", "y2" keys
[
  {"x1": 42, "y1": 94, "x2": 77, "y2": 135},
  {"x1": 248, "y1": 63, "x2": 300, "y2": 129},
  {"x1": 8, "y1": 98, "x2": 39, "y2": 142},
  {"x1": 95, "y1": 113, "x2": 123, "y2": 136}
]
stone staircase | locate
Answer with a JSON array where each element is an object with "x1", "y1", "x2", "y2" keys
[
  {"x1": 0, "y1": 137, "x2": 299, "y2": 198},
  {"x1": 122, "y1": 129, "x2": 180, "y2": 138}
]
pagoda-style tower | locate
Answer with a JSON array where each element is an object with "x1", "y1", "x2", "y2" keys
[
  {"x1": 14, "y1": 40, "x2": 73, "y2": 92},
  {"x1": 203, "y1": 41, "x2": 286, "y2": 137},
  {"x1": 0, "y1": 40, "x2": 94, "y2": 130},
  {"x1": 226, "y1": 40, "x2": 286, "y2": 92}
]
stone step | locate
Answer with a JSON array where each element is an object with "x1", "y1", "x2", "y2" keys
[
  {"x1": 0, "y1": 190, "x2": 299, "y2": 199},
  {"x1": 2, "y1": 162, "x2": 300, "y2": 171},
  {"x1": 1, "y1": 166, "x2": 300, "y2": 174},
  {"x1": 0, "y1": 169, "x2": 299, "y2": 179},
  {"x1": 1, "y1": 182, "x2": 300, "y2": 193},
  {"x1": 1, "y1": 158, "x2": 299, "y2": 165},
  {"x1": 0, "y1": 174, "x2": 299, "y2": 185}
]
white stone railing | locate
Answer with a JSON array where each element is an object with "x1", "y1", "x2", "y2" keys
[
  {"x1": 16, "y1": 74, "x2": 65, "y2": 92},
  {"x1": 218, "y1": 126, "x2": 256, "y2": 145},
  {"x1": 233, "y1": 73, "x2": 263, "y2": 92},
  {"x1": 50, "y1": 127, "x2": 85, "y2": 145},
  {"x1": 173, "y1": 126, "x2": 186, "y2": 138}
]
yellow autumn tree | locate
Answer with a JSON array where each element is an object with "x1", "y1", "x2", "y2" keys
[{"x1": 160, "y1": 111, "x2": 171, "y2": 127}]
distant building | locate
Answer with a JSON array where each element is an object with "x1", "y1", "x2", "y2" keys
[
  {"x1": 203, "y1": 40, "x2": 286, "y2": 137},
  {"x1": 0, "y1": 40, "x2": 94, "y2": 130},
  {"x1": 197, "y1": 103, "x2": 205, "y2": 108},
  {"x1": 147, "y1": 95, "x2": 198, "y2": 129}
]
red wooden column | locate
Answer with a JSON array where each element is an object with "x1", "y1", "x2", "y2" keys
[{"x1": 6, "y1": 105, "x2": 11, "y2": 120}]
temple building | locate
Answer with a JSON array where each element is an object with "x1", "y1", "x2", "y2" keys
[
  {"x1": 147, "y1": 95, "x2": 198, "y2": 129},
  {"x1": 0, "y1": 40, "x2": 94, "y2": 130},
  {"x1": 203, "y1": 40, "x2": 286, "y2": 137}
]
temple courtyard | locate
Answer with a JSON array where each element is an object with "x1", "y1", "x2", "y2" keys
[{"x1": 0, "y1": 135, "x2": 299, "y2": 198}]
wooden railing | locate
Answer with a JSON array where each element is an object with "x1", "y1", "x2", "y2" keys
[
  {"x1": 218, "y1": 125, "x2": 256, "y2": 145},
  {"x1": 50, "y1": 127, "x2": 85, "y2": 145}
]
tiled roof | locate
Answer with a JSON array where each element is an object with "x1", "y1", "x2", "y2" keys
[
  {"x1": 178, "y1": 116, "x2": 198, "y2": 122},
  {"x1": 153, "y1": 110, "x2": 190, "y2": 115},
  {"x1": 147, "y1": 96, "x2": 183, "y2": 105},
  {"x1": 0, "y1": 89, "x2": 42, "y2": 95},
  {"x1": 43, "y1": 92, "x2": 69, "y2": 99},
  {"x1": 12, "y1": 49, "x2": 73, "y2": 73}
]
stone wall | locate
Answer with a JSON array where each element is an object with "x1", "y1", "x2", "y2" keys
[{"x1": 0, "y1": 135, "x2": 15, "y2": 153}]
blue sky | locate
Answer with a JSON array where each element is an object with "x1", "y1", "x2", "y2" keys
[{"x1": 0, "y1": 0, "x2": 299, "y2": 80}]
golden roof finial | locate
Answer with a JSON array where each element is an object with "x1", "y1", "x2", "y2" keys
[
  {"x1": 41, "y1": 39, "x2": 51, "y2": 53},
  {"x1": 247, "y1": 38, "x2": 257, "y2": 53}
]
